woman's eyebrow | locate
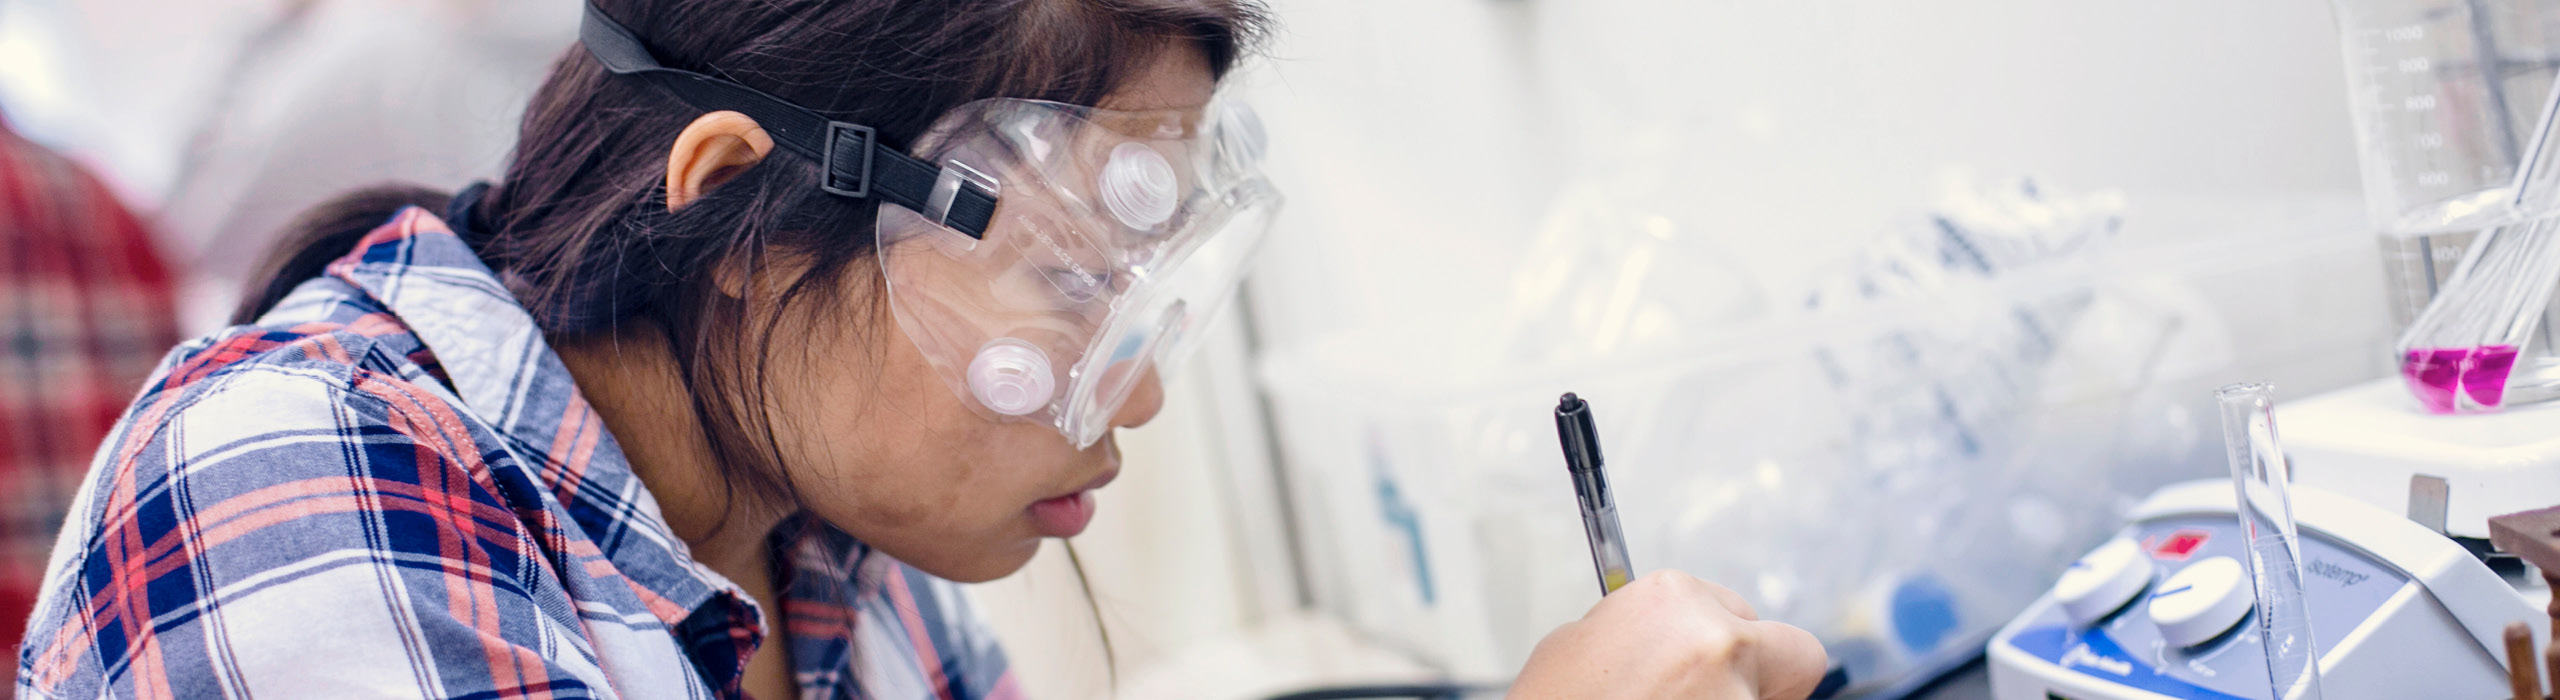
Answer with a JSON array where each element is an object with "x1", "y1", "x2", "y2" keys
[{"x1": 1093, "y1": 86, "x2": 1212, "y2": 113}]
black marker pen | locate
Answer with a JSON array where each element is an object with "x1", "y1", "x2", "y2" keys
[
  {"x1": 1554, "y1": 392, "x2": 1853, "y2": 699},
  {"x1": 1555, "y1": 392, "x2": 1633, "y2": 594}
]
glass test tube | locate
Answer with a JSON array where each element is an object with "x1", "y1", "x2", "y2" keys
[{"x1": 2216, "y1": 383, "x2": 2326, "y2": 700}]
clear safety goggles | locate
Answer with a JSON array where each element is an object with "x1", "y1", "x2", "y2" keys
[
  {"x1": 879, "y1": 96, "x2": 1280, "y2": 447},
  {"x1": 579, "y1": 3, "x2": 1278, "y2": 448}
]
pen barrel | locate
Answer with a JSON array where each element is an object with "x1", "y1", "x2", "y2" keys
[
  {"x1": 1572, "y1": 466, "x2": 1612, "y2": 510},
  {"x1": 1582, "y1": 503, "x2": 1634, "y2": 594},
  {"x1": 1556, "y1": 393, "x2": 1630, "y2": 593}
]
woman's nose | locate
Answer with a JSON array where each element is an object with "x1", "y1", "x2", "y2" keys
[{"x1": 1110, "y1": 366, "x2": 1167, "y2": 430}]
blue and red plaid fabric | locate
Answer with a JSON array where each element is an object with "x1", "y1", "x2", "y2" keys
[
  {"x1": 0, "y1": 122, "x2": 181, "y2": 673},
  {"x1": 18, "y1": 208, "x2": 1021, "y2": 700}
]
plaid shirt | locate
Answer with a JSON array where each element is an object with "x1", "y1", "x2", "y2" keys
[
  {"x1": 0, "y1": 123, "x2": 181, "y2": 662},
  {"x1": 18, "y1": 208, "x2": 1022, "y2": 700}
]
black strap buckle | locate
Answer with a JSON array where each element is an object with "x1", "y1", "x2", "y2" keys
[{"x1": 821, "y1": 122, "x2": 878, "y2": 198}]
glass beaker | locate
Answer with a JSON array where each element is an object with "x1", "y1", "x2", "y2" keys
[{"x1": 2331, "y1": 0, "x2": 2560, "y2": 234}]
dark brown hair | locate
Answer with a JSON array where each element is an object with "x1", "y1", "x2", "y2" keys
[
  {"x1": 240, "y1": 0, "x2": 1266, "y2": 508},
  {"x1": 239, "y1": 5, "x2": 1265, "y2": 680}
]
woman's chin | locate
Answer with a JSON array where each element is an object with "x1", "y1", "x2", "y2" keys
[{"x1": 895, "y1": 532, "x2": 1046, "y2": 583}]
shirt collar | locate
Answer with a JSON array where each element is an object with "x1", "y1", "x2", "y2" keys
[
  {"x1": 323, "y1": 209, "x2": 918, "y2": 699},
  {"x1": 324, "y1": 207, "x2": 755, "y2": 632},
  {"x1": 773, "y1": 515, "x2": 883, "y2": 695}
]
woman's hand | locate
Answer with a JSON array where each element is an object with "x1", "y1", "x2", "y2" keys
[{"x1": 1509, "y1": 570, "x2": 1829, "y2": 700}]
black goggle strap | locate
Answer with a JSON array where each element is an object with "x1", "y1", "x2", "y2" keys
[{"x1": 580, "y1": 3, "x2": 998, "y2": 238}]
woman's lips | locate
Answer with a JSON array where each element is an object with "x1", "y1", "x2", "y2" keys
[
  {"x1": 1029, "y1": 469, "x2": 1118, "y2": 538},
  {"x1": 1029, "y1": 491, "x2": 1095, "y2": 537}
]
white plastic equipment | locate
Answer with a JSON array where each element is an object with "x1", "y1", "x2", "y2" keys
[
  {"x1": 1988, "y1": 480, "x2": 2543, "y2": 700},
  {"x1": 2279, "y1": 378, "x2": 2560, "y2": 540},
  {"x1": 2053, "y1": 538, "x2": 2155, "y2": 626}
]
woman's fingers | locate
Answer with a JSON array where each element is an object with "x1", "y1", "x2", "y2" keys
[{"x1": 1748, "y1": 618, "x2": 1830, "y2": 700}]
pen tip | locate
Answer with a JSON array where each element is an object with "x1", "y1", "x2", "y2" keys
[{"x1": 1558, "y1": 392, "x2": 1582, "y2": 411}]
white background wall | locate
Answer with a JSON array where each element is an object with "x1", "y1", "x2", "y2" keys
[{"x1": 1240, "y1": 0, "x2": 2365, "y2": 351}]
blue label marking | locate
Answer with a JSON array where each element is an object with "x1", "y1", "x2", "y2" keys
[{"x1": 2006, "y1": 625, "x2": 2251, "y2": 700}]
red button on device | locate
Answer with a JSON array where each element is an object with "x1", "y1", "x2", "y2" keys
[{"x1": 2149, "y1": 530, "x2": 2210, "y2": 561}]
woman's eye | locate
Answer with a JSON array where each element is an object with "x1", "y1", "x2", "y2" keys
[{"x1": 1042, "y1": 266, "x2": 1110, "y2": 304}]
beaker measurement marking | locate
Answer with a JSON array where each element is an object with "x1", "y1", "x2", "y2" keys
[
  {"x1": 2419, "y1": 171, "x2": 2452, "y2": 186},
  {"x1": 2405, "y1": 94, "x2": 2440, "y2": 111},
  {"x1": 2386, "y1": 25, "x2": 2426, "y2": 42},
  {"x1": 2400, "y1": 57, "x2": 2433, "y2": 73},
  {"x1": 2415, "y1": 133, "x2": 2445, "y2": 149}
]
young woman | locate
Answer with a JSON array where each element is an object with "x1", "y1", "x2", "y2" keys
[{"x1": 16, "y1": 1, "x2": 1826, "y2": 699}]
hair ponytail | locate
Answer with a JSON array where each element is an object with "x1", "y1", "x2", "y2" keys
[{"x1": 230, "y1": 184, "x2": 453, "y2": 325}]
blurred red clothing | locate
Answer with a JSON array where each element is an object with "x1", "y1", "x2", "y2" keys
[{"x1": 0, "y1": 121, "x2": 179, "y2": 658}]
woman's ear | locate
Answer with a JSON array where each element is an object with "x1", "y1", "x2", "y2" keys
[{"x1": 667, "y1": 111, "x2": 777, "y2": 211}]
